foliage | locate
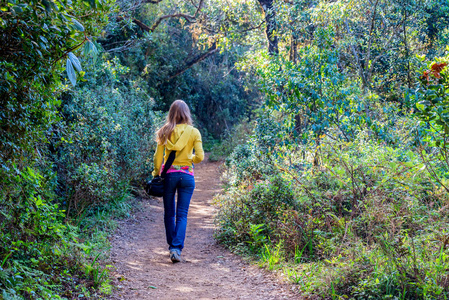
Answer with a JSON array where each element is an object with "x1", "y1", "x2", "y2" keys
[
  {"x1": 216, "y1": 122, "x2": 449, "y2": 298},
  {"x1": 99, "y1": 0, "x2": 259, "y2": 138},
  {"x1": 414, "y1": 53, "x2": 449, "y2": 138},
  {"x1": 53, "y1": 56, "x2": 156, "y2": 219},
  {"x1": 209, "y1": 119, "x2": 254, "y2": 161},
  {"x1": 215, "y1": 173, "x2": 296, "y2": 248},
  {"x1": 255, "y1": 27, "x2": 366, "y2": 141},
  {"x1": 413, "y1": 52, "x2": 449, "y2": 196},
  {"x1": 2, "y1": 0, "x2": 449, "y2": 298},
  {"x1": 0, "y1": 0, "x2": 113, "y2": 169},
  {"x1": 214, "y1": 4, "x2": 449, "y2": 294},
  {"x1": 0, "y1": 0, "x2": 257, "y2": 297},
  {"x1": 0, "y1": 0, "x2": 144, "y2": 297}
]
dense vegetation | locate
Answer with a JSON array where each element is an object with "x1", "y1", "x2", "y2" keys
[
  {"x1": 1, "y1": 0, "x2": 449, "y2": 298},
  {"x1": 0, "y1": 0, "x2": 253, "y2": 297},
  {"x1": 213, "y1": 0, "x2": 449, "y2": 299}
]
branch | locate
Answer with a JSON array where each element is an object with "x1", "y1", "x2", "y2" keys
[
  {"x1": 367, "y1": 24, "x2": 402, "y2": 79},
  {"x1": 117, "y1": 15, "x2": 182, "y2": 33},
  {"x1": 133, "y1": 18, "x2": 152, "y2": 31},
  {"x1": 150, "y1": 13, "x2": 196, "y2": 31},
  {"x1": 50, "y1": 37, "x2": 88, "y2": 70},
  {"x1": 106, "y1": 40, "x2": 137, "y2": 53},
  {"x1": 193, "y1": 0, "x2": 204, "y2": 17},
  {"x1": 116, "y1": 16, "x2": 152, "y2": 32},
  {"x1": 344, "y1": 19, "x2": 368, "y2": 89},
  {"x1": 166, "y1": 42, "x2": 218, "y2": 81},
  {"x1": 365, "y1": 0, "x2": 379, "y2": 82},
  {"x1": 117, "y1": 0, "x2": 204, "y2": 33},
  {"x1": 238, "y1": 21, "x2": 265, "y2": 33},
  {"x1": 258, "y1": 0, "x2": 278, "y2": 55}
]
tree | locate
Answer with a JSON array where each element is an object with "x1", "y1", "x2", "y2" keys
[
  {"x1": 258, "y1": 0, "x2": 279, "y2": 55},
  {"x1": 0, "y1": 0, "x2": 112, "y2": 296}
]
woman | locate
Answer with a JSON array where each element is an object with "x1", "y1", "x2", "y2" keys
[{"x1": 152, "y1": 100, "x2": 204, "y2": 263}]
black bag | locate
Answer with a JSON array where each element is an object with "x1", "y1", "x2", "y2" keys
[{"x1": 146, "y1": 150, "x2": 176, "y2": 197}]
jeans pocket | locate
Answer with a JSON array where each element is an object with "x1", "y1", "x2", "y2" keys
[{"x1": 180, "y1": 175, "x2": 195, "y2": 189}]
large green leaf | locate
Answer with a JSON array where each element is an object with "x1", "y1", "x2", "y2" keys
[
  {"x1": 66, "y1": 58, "x2": 76, "y2": 86},
  {"x1": 68, "y1": 52, "x2": 82, "y2": 72},
  {"x1": 71, "y1": 18, "x2": 84, "y2": 32},
  {"x1": 83, "y1": 40, "x2": 98, "y2": 56}
]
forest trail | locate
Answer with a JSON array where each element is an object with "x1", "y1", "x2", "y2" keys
[{"x1": 108, "y1": 157, "x2": 299, "y2": 300}]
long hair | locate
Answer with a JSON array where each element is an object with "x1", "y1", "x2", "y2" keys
[{"x1": 156, "y1": 100, "x2": 193, "y2": 145}]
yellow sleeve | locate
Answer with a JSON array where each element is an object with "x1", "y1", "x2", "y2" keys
[
  {"x1": 152, "y1": 144, "x2": 165, "y2": 177},
  {"x1": 192, "y1": 130, "x2": 204, "y2": 164}
]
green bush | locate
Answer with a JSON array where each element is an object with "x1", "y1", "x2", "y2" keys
[
  {"x1": 209, "y1": 119, "x2": 254, "y2": 161},
  {"x1": 52, "y1": 56, "x2": 157, "y2": 218},
  {"x1": 215, "y1": 123, "x2": 449, "y2": 298},
  {"x1": 215, "y1": 174, "x2": 296, "y2": 252},
  {"x1": 0, "y1": 2, "x2": 155, "y2": 295},
  {"x1": 0, "y1": 0, "x2": 126, "y2": 297}
]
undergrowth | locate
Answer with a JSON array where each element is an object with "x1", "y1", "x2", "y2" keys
[
  {"x1": 0, "y1": 193, "x2": 132, "y2": 299},
  {"x1": 208, "y1": 120, "x2": 254, "y2": 162},
  {"x1": 214, "y1": 36, "x2": 449, "y2": 300},
  {"x1": 0, "y1": 54, "x2": 152, "y2": 299},
  {"x1": 215, "y1": 113, "x2": 449, "y2": 299}
]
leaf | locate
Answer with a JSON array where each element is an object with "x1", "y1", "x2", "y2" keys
[
  {"x1": 45, "y1": 1, "x2": 58, "y2": 11},
  {"x1": 58, "y1": 12, "x2": 68, "y2": 22},
  {"x1": 89, "y1": 40, "x2": 98, "y2": 55},
  {"x1": 68, "y1": 52, "x2": 82, "y2": 72},
  {"x1": 83, "y1": 40, "x2": 91, "y2": 55},
  {"x1": 86, "y1": 0, "x2": 97, "y2": 8},
  {"x1": 36, "y1": 197, "x2": 43, "y2": 207},
  {"x1": 83, "y1": 40, "x2": 98, "y2": 57},
  {"x1": 12, "y1": 6, "x2": 23, "y2": 13},
  {"x1": 71, "y1": 18, "x2": 84, "y2": 32},
  {"x1": 431, "y1": 62, "x2": 448, "y2": 73},
  {"x1": 148, "y1": 285, "x2": 157, "y2": 289},
  {"x1": 66, "y1": 58, "x2": 76, "y2": 86},
  {"x1": 1, "y1": 251, "x2": 12, "y2": 268},
  {"x1": 41, "y1": 0, "x2": 52, "y2": 12}
]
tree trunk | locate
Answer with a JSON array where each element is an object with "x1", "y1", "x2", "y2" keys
[
  {"x1": 258, "y1": 0, "x2": 278, "y2": 55},
  {"x1": 289, "y1": 32, "x2": 298, "y2": 63}
]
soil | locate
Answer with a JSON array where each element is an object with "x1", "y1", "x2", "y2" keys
[{"x1": 108, "y1": 158, "x2": 301, "y2": 300}]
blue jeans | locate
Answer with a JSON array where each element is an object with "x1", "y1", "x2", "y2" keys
[{"x1": 163, "y1": 172, "x2": 195, "y2": 252}]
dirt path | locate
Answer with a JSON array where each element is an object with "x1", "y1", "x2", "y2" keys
[{"x1": 108, "y1": 159, "x2": 299, "y2": 300}]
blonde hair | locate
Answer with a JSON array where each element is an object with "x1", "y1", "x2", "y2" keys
[{"x1": 156, "y1": 100, "x2": 193, "y2": 145}]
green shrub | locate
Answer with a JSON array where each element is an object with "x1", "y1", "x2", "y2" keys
[
  {"x1": 215, "y1": 125, "x2": 449, "y2": 298},
  {"x1": 215, "y1": 173, "x2": 296, "y2": 253},
  {"x1": 52, "y1": 56, "x2": 156, "y2": 218},
  {"x1": 209, "y1": 119, "x2": 254, "y2": 161}
]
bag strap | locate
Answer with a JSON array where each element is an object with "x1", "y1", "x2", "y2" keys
[{"x1": 160, "y1": 150, "x2": 176, "y2": 178}]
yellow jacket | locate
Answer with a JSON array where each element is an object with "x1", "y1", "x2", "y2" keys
[{"x1": 152, "y1": 124, "x2": 204, "y2": 177}]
